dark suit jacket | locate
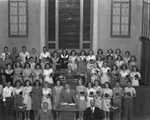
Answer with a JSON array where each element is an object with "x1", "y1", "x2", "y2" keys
[
  {"x1": 37, "y1": 109, "x2": 53, "y2": 120},
  {"x1": 60, "y1": 89, "x2": 76, "y2": 103},
  {"x1": 83, "y1": 107, "x2": 103, "y2": 120}
]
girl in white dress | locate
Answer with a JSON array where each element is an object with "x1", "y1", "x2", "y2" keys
[
  {"x1": 42, "y1": 82, "x2": 52, "y2": 110},
  {"x1": 43, "y1": 63, "x2": 54, "y2": 85},
  {"x1": 101, "y1": 61, "x2": 111, "y2": 85},
  {"x1": 130, "y1": 66, "x2": 141, "y2": 86},
  {"x1": 102, "y1": 82, "x2": 112, "y2": 120},
  {"x1": 86, "y1": 82, "x2": 96, "y2": 108},
  {"x1": 96, "y1": 56, "x2": 104, "y2": 68},
  {"x1": 22, "y1": 80, "x2": 32, "y2": 120},
  {"x1": 120, "y1": 64, "x2": 130, "y2": 87},
  {"x1": 115, "y1": 55, "x2": 124, "y2": 69},
  {"x1": 68, "y1": 50, "x2": 78, "y2": 71}
]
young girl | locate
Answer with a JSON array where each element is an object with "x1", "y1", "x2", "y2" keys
[
  {"x1": 3, "y1": 63, "x2": 14, "y2": 86},
  {"x1": 102, "y1": 82, "x2": 112, "y2": 120},
  {"x1": 128, "y1": 56, "x2": 137, "y2": 70},
  {"x1": 23, "y1": 62, "x2": 33, "y2": 84},
  {"x1": 53, "y1": 80, "x2": 63, "y2": 110},
  {"x1": 119, "y1": 64, "x2": 130, "y2": 87},
  {"x1": 32, "y1": 80, "x2": 42, "y2": 119},
  {"x1": 123, "y1": 80, "x2": 136, "y2": 120},
  {"x1": 123, "y1": 51, "x2": 130, "y2": 66},
  {"x1": 115, "y1": 55, "x2": 124, "y2": 69},
  {"x1": 60, "y1": 49, "x2": 69, "y2": 69},
  {"x1": 130, "y1": 66, "x2": 141, "y2": 86},
  {"x1": 33, "y1": 64, "x2": 43, "y2": 83},
  {"x1": 112, "y1": 81, "x2": 123, "y2": 120},
  {"x1": 76, "y1": 79, "x2": 87, "y2": 120},
  {"x1": 51, "y1": 51, "x2": 60, "y2": 72},
  {"x1": 69, "y1": 50, "x2": 78, "y2": 71},
  {"x1": 96, "y1": 56, "x2": 104, "y2": 69},
  {"x1": 111, "y1": 65, "x2": 120, "y2": 88},
  {"x1": 96, "y1": 49, "x2": 105, "y2": 60},
  {"x1": 42, "y1": 81, "x2": 52, "y2": 110},
  {"x1": 13, "y1": 62, "x2": 23, "y2": 84},
  {"x1": 86, "y1": 82, "x2": 96, "y2": 108},
  {"x1": 101, "y1": 62, "x2": 111, "y2": 85},
  {"x1": 114, "y1": 49, "x2": 121, "y2": 60},
  {"x1": 14, "y1": 80, "x2": 23, "y2": 120},
  {"x1": 43, "y1": 63, "x2": 54, "y2": 86},
  {"x1": 22, "y1": 80, "x2": 32, "y2": 120}
]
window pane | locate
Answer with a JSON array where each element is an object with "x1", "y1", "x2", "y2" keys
[{"x1": 59, "y1": 0, "x2": 80, "y2": 49}]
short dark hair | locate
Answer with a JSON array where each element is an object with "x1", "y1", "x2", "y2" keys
[
  {"x1": 4, "y1": 46, "x2": 8, "y2": 50},
  {"x1": 6, "y1": 63, "x2": 12, "y2": 69},
  {"x1": 14, "y1": 80, "x2": 22, "y2": 87},
  {"x1": 24, "y1": 62, "x2": 31, "y2": 68},
  {"x1": 35, "y1": 63, "x2": 42, "y2": 69},
  {"x1": 116, "y1": 55, "x2": 123, "y2": 61},
  {"x1": 97, "y1": 49, "x2": 103, "y2": 54},
  {"x1": 33, "y1": 79, "x2": 41, "y2": 86},
  {"x1": 80, "y1": 50, "x2": 86, "y2": 56},
  {"x1": 87, "y1": 82, "x2": 93, "y2": 87},
  {"x1": 115, "y1": 49, "x2": 121, "y2": 54},
  {"x1": 70, "y1": 50, "x2": 77, "y2": 55},
  {"x1": 22, "y1": 46, "x2": 26, "y2": 49},
  {"x1": 24, "y1": 80, "x2": 32, "y2": 86},
  {"x1": 104, "y1": 82, "x2": 111, "y2": 89}
]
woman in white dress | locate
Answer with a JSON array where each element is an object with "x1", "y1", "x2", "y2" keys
[
  {"x1": 96, "y1": 56, "x2": 104, "y2": 69},
  {"x1": 101, "y1": 61, "x2": 111, "y2": 85},
  {"x1": 130, "y1": 66, "x2": 141, "y2": 86},
  {"x1": 120, "y1": 64, "x2": 130, "y2": 87},
  {"x1": 123, "y1": 51, "x2": 130, "y2": 66},
  {"x1": 43, "y1": 63, "x2": 54, "y2": 86},
  {"x1": 86, "y1": 82, "x2": 96, "y2": 108},
  {"x1": 42, "y1": 81, "x2": 52, "y2": 110},
  {"x1": 22, "y1": 80, "x2": 32, "y2": 120},
  {"x1": 115, "y1": 55, "x2": 124, "y2": 70},
  {"x1": 68, "y1": 50, "x2": 78, "y2": 71},
  {"x1": 102, "y1": 82, "x2": 112, "y2": 120}
]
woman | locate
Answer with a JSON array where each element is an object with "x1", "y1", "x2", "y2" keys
[
  {"x1": 68, "y1": 50, "x2": 78, "y2": 71},
  {"x1": 53, "y1": 80, "x2": 63, "y2": 110},
  {"x1": 60, "y1": 49, "x2": 69, "y2": 69},
  {"x1": 102, "y1": 82, "x2": 112, "y2": 120},
  {"x1": 107, "y1": 55, "x2": 115, "y2": 68},
  {"x1": 96, "y1": 49, "x2": 105, "y2": 60},
  {"x1": 77, "y1": 50, "x2": 87, "y2": 85},
  {"x1": 115, "y1": 55, "x2": 124, "y2": 69},
  {"x1": 43, "y1": 63, "x2": 54, "y2": 85},
  {"x1": 107, "y1": 48, "x2": 114, "y2": 58},
  {"x1": 86, "y1": 82, "x2": 96, "y2": 108},
  {"x1": 42, "y1": 81, "x2": 52, "y2": 110},
  {"x1": 22, "y1": 80, "x2": 32, "y2": 120},
  {"x1": 3, "y1": 63, "x2": 14, "y2": 85},
  {"x1": 123, "y1": 80, "x2": 136, "y2": 120},
  {"x1": 33, "y1": 64, "x2": 43, "y2": 83},
  {"x1": 119, "y1": 64, "x2": 130, "y2": 87},
  {"x1": 130, "y1": 66, "x2": 141, "y2": 86},
  {"x1": 23, "y1": 62, "x2": 33, "y2": 84},
  {"x1": 51, "y1": 51, "x2": 60, "y2": 72},
  {"x1": 123, "y1": 51, "x2": 130, "y2": 66},
  {"x1": 111, "y1": 65, "x2": 120, "y2": 88},
  {"x1": 96, "y1": 56, "x2": 104, "y2": 69},
  {"x1": 14, "y1": 80, "x2": 23, "y2": 120},
  {"x1": 13, "y1": 62, "x2": 23, "y2": 84},
  {"x1": 114, "y1": 49, "x2": 121, "y2": 60},
  {"x1": 101, "y1": 61, "x2": 111, "y2": 85},
  {"x1": 32, "y1": 80, "x2": 42, "y2": 119},
  {"x1": 128, "y1": 56, "x2": 137, "y2": 70},
  {"x1": 112, "y1": 81, "x2": 123, "y2": 120},
  {"x1": 76, "y1": 79, "x2": 87, "y2": 120}
]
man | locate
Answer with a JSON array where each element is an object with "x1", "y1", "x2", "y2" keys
[
  {"x1": 59, "y1": 84, "x2": 76, "y2": 104},
  {"x1": 9, "y1": 47, "x2": 19, "y2": 64},
  {"x1": 0, "y1": 46, "x2": 10, "y2": 61},
  {"x1": 19, "y1": 46, "x2": 30, "y2": 63},
  {"x1": 83, "y1": 99, "x2": 103, "y2": 120},
  {"x1": 39, "y1": 46, "x2": 51, "y2": 60},
  {"x1": 36, "y1": 102, "x2": 53, "y2": 120}
]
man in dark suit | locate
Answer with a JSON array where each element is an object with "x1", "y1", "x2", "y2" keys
[
  {"x1": 36, "y1": 102, "x2": 53, "y2": 120},
  {"x1": 83, "y1": 99, "x2": 103, "y2": 120},
  {"x1": 59, "y1": 84, "x2": 77, "y2": 104}
]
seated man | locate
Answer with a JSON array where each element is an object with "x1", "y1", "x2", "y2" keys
[
  {"x1": 83, "y1": 99, "x2": 103, "y2": 120},
  {"x1": 59, "y1": 84, "x2": 77, "y2": 104},
  {"x1": 36, "y1": 102, "x2": 53, "y2": 120}
]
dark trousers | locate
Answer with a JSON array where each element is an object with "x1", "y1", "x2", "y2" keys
[
  {"x1": 123, "y1": 98, "x2": 134, "y2": 120},
  {"x1": 4, "y1": 97, "x2": 14, "y2": 120}
]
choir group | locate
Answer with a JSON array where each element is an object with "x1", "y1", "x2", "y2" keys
[{"x1": 0, "y1": 46, "x2": 140, "y2": 120}]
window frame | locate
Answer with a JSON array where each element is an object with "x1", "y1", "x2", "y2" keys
[{"x1": 110, "y1": 0, "x2": 131, "y2": 38}]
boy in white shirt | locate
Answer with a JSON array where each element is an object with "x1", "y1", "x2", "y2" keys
[
  {"x1": 0, "y1": 46, "x2": 10, "y2": 61},
  {"x1": 19, "y1": 46, "x2": 30, "y2": 63},
  {"x1": 40, "y1": 46, "x2": 51, "y2": 60}
]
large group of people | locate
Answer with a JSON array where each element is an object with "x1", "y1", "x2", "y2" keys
[{"x1": 0, "y1": 46, "x2": 140, "y2": 120}]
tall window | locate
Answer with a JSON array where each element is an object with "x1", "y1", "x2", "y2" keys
[
  {"x1": 8, "y1": 0, "x2": 28, "y2": 37},
  {"x1": 111, "y1": 0, "x2": 131, "y2": 37},
  {"x1": 46, "y1": 0, "x2": 92, "y2": 50},
  {"x1": 142, "y1": 0, "x2": 150, "y2": 39}
]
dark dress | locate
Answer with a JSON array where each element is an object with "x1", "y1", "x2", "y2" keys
[
  {"x1": 3, "y1": 70, "x2": 14, "y2": 85},
  {"x1": 32, "y1": 86, "x2": 42, "y2": 110},
  {"x1": 60, "y1": 54, "x2": 69, "y2": 69}
]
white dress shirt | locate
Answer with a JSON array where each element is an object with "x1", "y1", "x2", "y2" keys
[
  {"x1": 3, "y1": 86, "x2": 14, "y2": 101},
  {"x1": 40, "y1": 52, "x2": 51, "y2": 60},
  {"x1": 0, "y1": 52, "x2": 10, "y2": 61},
  {"x1": 19, "y1": 51, "x2": 30, "y2": 63}
]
